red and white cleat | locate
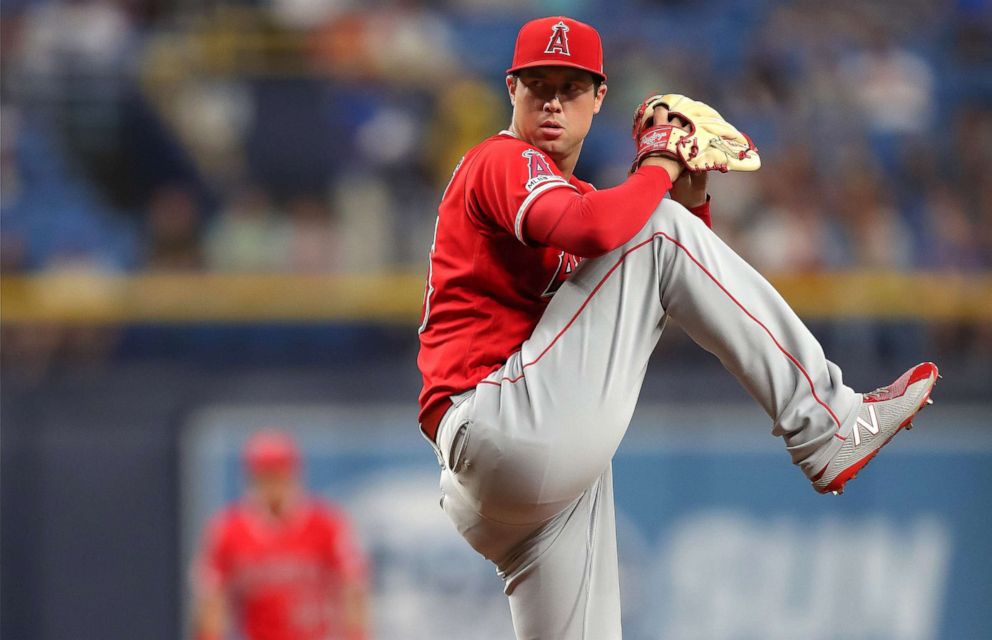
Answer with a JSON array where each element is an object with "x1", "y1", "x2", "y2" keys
[{"x1": 812, "y1": 362, "x2": 939, "y2": 495}]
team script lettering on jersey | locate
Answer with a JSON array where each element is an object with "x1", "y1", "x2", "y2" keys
[{"x1": 542, "y1": 251, "x2": 584, "y2": 297}]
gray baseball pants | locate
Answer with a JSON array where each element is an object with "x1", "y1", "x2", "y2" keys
[{"x1": 428, "y1": 199, "x2": 861, "y2": 639}]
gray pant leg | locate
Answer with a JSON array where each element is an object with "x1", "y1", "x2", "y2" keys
[
  {"x1": 502, "y1": 466, "x2": 620, "y2": 640},
  {"x1": 471, "y1": 199, "x2": 858, "y2": 504},
  {"x1": 434, "y1": 199, "x2": 860, "y2": 639},
  {"x1": 646, "y1": 200, "x2": 860, "y2": 474},
  {"x1": 439, "y1": 420, "x2": 621, "y2": 640}
]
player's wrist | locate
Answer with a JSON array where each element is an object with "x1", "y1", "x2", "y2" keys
[
  {"x1": 640, "y1": 156, "x2": 682, "y2": 183},
  {"x1": 686, "y1": 193, "x2": 710, "y2": 210}
]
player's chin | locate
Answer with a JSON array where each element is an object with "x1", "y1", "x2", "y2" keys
[
  {"x1": 531, "y1": 140, "x2": 555, "y2": 154},
  {"x1": 532, "y1": 137, "x2": 569, "y2": 158}
]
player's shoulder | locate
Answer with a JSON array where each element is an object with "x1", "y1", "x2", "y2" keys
[
  {"x1": 465, "y1": 131, "x2": 568, "y2": 200},
  {"x1": 218, "y1": 502, "x2": 254, "y2": 527},
  {"x1": 203, "y1": 503, "x2": 246, "y2": 542},
  {"x1": 303, "y1": 498, "x2": 352, "y2": 529},
  {"x1": 571, "y1": 176, "x2": 596, "y2": 193}
]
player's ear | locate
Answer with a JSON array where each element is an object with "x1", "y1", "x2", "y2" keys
[
  {"x1": 592, "y1": 83, "x2": 607, "y2": 115},
  {"x1": 506, "y1": 74, "x2": 517, "y2": 106}
]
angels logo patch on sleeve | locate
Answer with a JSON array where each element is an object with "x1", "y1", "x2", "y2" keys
[{"x1": 523, "y1": 149, "x2": 566, "y2": 192}]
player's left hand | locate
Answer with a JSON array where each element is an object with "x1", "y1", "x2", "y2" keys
[
  {"x1": 631, "y1": 93, "x2": 760, "y2": 174},
  {"x1": 670, "y1": 171, "x2": 708, "y2": 209}
]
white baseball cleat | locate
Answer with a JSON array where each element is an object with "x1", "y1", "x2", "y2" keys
[{"x1": 812, "y1": 362, "x2": 939, "y2": 495}]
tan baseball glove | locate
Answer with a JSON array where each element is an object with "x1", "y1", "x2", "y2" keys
[{"x1": 631, "y1": 93, "x2": 761, "y2": 174}]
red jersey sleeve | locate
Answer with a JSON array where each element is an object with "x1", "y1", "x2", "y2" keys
[
  {"x1": 686, "y1": 195, "x2": 712, "y2": 228},
  {"x1": 524, "y1": 165, "x2": 672, "y2": 257},
  {"x1": 465, "y1": 139, "x2": 577, "y2": 244},
  {"x1": 192, "y1": 511, "x2": 234, "y2": 596}
]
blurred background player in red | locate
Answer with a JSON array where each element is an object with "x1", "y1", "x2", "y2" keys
[{"x1": 191, "y1": 430, "x2": 369, "y2": 640}]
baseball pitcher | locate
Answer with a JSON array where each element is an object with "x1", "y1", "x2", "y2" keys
[{"x1": 416, "y1": 16, "x2": 938, "y2": 639}]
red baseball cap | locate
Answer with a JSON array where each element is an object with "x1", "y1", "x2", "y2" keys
[
  {"x1": 506, "y1": 16, "x2": 606, "y2": 82},
  {"x1": 244, "y1": 430, "x2": 300, "y2": 474}
]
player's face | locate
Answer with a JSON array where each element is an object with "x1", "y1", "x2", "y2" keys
[
  {"x1": 251, "y1": 468, "x2": 298, "y2": 515},
  {"x1": 508, "y1": 67, "x2": 607, "y2": 171}
]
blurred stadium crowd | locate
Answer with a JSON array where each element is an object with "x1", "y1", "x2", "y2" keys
[{"x1": 2, "y1": 0, "x2": 990, "y2": 278}]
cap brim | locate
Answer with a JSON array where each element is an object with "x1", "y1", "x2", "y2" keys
[{"x1": 506, "y1": 60, "x2": 606, "y2": 82}]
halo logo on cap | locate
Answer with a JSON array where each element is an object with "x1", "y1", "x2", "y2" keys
[
  {"x1": 506, "y1": 16, "x2": 606, "y2": 82},
  {"x1": 545, "y1": 21, "x2": 571, "y2": 56}
]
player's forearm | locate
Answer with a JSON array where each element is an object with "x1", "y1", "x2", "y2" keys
[
  {"x1": 524, "y1": 166, "x2": 672, "y2": 257},
  {"x1": 193, "y1": 592, "x2": 228, "y2": 640},
  {"x1": 342, "y1": 584, "x2": 370, "y2": 640}
]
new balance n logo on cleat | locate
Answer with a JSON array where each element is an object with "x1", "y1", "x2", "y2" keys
[{"x1": 852, "y1": 404, "x2": 880, "y2": 446}]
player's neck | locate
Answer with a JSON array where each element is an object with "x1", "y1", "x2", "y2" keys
[
  {"x1": 505, "y1": 125, "x2": 579, "y2": 180},
  {"x1": 248, "y1": 486, "x2": 302, "y2": 520},
  {"x1": 552, "y1": 152, "x2": 578, "y2": 180}
]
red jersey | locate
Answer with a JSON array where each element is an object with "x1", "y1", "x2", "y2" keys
[
  {"x1": 417, "y1": 132, "x2": 593, "y2": 433},
  {"x1": 195, "y1": 498, "x2": 366, "y2": 640}
]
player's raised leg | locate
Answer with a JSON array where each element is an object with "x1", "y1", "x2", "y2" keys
[
  {"x1": 458, "y1": 196, "x2": 931, "y2": 512},
  {"x1": 637, "y1": 200, "x2": 937, "y2": 490},
  {"x1": 456, "y1": 201, "x2": 850, "y2": 514},
  {"x1": 644, "y1": 200, "x2": 861, "y2": 477}
]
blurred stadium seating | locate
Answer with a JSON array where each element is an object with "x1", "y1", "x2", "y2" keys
[{"x1": 2, "y1": 0, "x2": 990, "y2": 639}]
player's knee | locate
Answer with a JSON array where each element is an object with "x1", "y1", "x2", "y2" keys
[
  {"x1": 643, "y1": 198, "x2": 703, "y2": 238},
  {"x1": 604, "y1": 199, "x2": 703, "y2": 256}
]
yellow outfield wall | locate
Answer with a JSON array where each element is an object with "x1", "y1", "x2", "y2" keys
[{"x1": 1, "y1": 271, "x2": 990, "y2": 324}]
